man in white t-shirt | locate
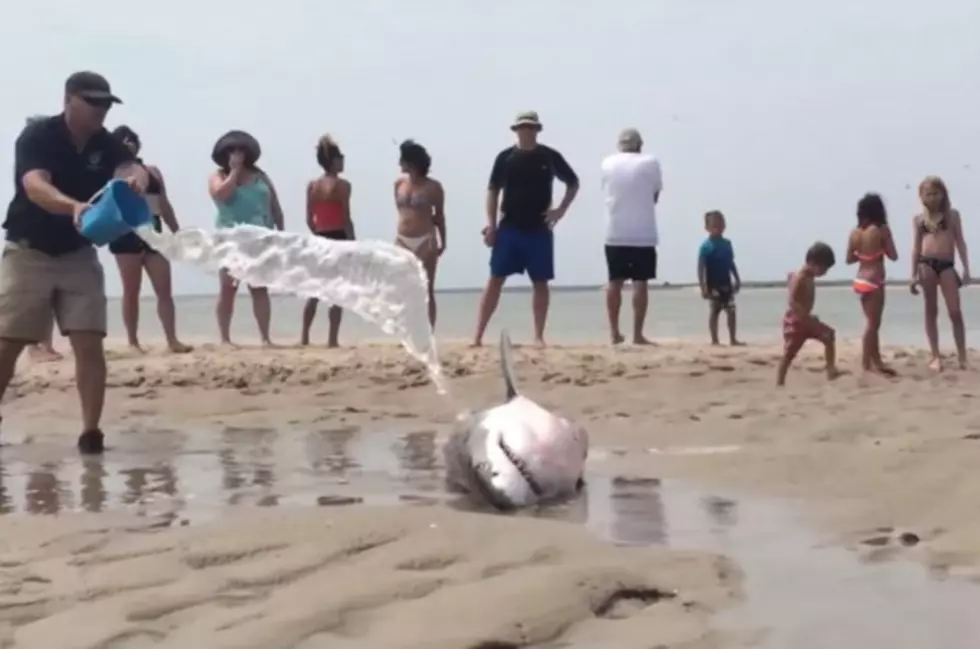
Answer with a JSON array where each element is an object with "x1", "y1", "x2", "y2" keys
[{"x1": 600, "y1": 128, "x2": 662, "y2": 345}]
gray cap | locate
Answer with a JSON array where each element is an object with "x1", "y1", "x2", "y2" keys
[{"x1": 617, "y1": 128, "x2": 643, "y2": 149}]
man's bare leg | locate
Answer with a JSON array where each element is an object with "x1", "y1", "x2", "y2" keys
[
  {"x1": 69, "y1": 332, "x2": 107, "y2": 454},
  {"x1": 472, "y1": 276, "x2": 505, "y2": 347},
  {"x1": 605, "y1": 280, "x2": 625, "y2": 344},
  {"x1": 632, "y1": 280, "x2": 653, "y2": 344},
  {"x1": 531, "y1": 281, "x2": 549, "y2": 346}
]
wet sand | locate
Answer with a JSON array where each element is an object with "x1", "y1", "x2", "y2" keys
[{"x1": 3, "y1": 339, "x2": 980, "y2": 647}]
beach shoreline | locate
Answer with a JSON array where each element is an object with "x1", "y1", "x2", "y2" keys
[{"x1": 2, "y1": 339, "x2": 979, "y2": 646}]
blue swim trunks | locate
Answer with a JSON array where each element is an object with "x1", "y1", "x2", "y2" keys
[{"x1": 489, "y1": 223, "x2": 554, "y2": 282}]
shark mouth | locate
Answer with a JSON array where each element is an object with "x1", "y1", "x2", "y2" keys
[{"x1": 497, "y1": 436, "x2": 544, "y2": 498}]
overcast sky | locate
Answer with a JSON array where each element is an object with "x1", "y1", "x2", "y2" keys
[{"x1": 1, "y1": 0, "x2": 977, "y2": 296}]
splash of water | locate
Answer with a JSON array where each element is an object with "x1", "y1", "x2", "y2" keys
[{"x1": 137, "y1": 225, "x2": 449, "y2": 394}]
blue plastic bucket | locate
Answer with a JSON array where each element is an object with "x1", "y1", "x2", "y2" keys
[{"x1": 79, "y1": 179, "x2": 153, "y2": 247}]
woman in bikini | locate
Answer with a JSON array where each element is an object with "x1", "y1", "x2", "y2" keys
[
  {"x1": 393, "y1": 140, "x2": 446, "y2": 327},
  {"x1": 301, "y1": 135, "x2": 354, "y2": 347},
  {"x1": 208, "y1": 130, "x2": 285, "y2": 347},
  {"x1": 910, "y1": 175, "x2": 971, "y2": 371},
  {"x1": 846, "y1": 193, "x2": 897, "y2": 375},
  {"x1": 109, "y1": 126, "x2": 192, "y2": 354}
]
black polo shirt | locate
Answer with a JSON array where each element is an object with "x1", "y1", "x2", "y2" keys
[
  {"x1": 4, "y1": 114, "x2": 135, "y2": 256},
  {"x1": 488, "y1": 144, "x2": 579, "y2": 230}
]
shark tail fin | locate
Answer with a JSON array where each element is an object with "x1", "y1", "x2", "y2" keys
[{"x1": 500, "y1": 329, "x2": 518, "y2": 401}]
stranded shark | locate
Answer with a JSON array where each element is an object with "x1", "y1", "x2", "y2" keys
[{"x1": 443, "y1": 331, "x2": 589, "y2": 510}]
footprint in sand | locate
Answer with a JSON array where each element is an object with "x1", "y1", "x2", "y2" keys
[{"x1": 859, "y1": 527, "x2": 922, "y2": 548}]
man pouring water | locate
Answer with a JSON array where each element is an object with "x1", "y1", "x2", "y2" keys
[{"x1": 0, "y1": 71, "x2": 148, "y2": 454}]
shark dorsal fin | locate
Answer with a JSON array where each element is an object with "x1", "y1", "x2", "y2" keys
[{"x1": 500, "y1": 329, "x2": 518, "y2": 401}]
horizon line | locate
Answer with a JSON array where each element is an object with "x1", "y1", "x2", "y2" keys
[{"x1": 126, "y1": 278, "x2": 922, "y2": 300}]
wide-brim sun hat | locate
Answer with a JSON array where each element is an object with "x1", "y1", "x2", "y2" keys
[
  {"x1": 211, "y1": 130, "x2": 261, "y2": 167},
  {"x1": 510, "y1": 110, "x2": 543, "y2": 131}
]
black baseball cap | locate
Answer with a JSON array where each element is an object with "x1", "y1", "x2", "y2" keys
[{"x1": 64, "y1": 71, "x2": 122, "y2": 104}]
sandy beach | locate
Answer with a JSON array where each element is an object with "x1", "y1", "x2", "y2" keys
[{"x1": 2, "y1": 338, "x2": 980, "y2": 647}]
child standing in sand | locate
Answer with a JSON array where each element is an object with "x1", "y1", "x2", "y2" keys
[
  {"x1": 846, "y1": 193, "x2": 898, "y2": 376},
  {"x1": 698, "y1": 211, "x2": 743, "y2": 346},
  {"x1": 910, "y1": 176, "x2": 971, "y2": 371},
  {"x1": 777, "y1": 242, "x2": 840, "y2": 386}
]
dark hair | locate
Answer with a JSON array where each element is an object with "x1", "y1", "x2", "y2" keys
[
  {"x1": 856, "y1": 193, "x2": 887, "y2": 226},
  {"x1": 211, "y1": 130, "x2": 261, "y2": 171},
  {"x1": 399, "y1": 139, "x2": 431, "y2": 177},
  {"x1": 805, "y1": 241, "x2": 836, "y2": 269},
  {"x1": 704, "y1": 210, "x2": 725, "y2": 225},
  {"x1": 112, "y1": 124, "x2": 140, "y2": 148},
  {"x1": 316, "y1": 135, "x2": 342, "y2": 173}
]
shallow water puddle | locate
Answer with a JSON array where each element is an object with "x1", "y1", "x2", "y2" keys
[
  {"x1": 1, "y1": 427, "x2": 979, "y2": 647},
  {"x1": 583, "y1": 475, "x2": 980, "y2": 648}
]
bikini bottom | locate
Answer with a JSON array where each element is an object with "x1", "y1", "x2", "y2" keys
[
  {"x1": 397, "y1": 232, "x2": 434, "y2": 253},
  {"x1": 918, "y1": 256, "x2": 961, "y2": 286}
]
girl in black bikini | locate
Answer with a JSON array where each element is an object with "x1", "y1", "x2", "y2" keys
[
  {"x1": 910, "y1": 175, "x2": 971, "y2": 371},
  {"x1": 109, "y1": 126, "x2": 191, "y2": 354}
]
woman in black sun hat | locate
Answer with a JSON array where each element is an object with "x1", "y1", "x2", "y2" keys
[{"x1": 208, "y1": 129, "x2": 285, "y2": 347}]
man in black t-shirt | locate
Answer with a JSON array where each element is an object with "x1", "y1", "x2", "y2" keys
[
  {"x1": 473, "y1": 111, "x2": 579, "y2": 346},
  {"x1": 0, "y1": 71, "x2": 148, "y2": 454},
  {"x1": 22, "y1": 115, "x2": 65, "y2": 365}
]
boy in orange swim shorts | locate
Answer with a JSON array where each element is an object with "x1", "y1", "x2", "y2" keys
[{"x1": 777, "y1": 242, "x2": 842, "y2": 386}]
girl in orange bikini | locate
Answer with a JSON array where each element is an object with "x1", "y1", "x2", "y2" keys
[{"x1": 846, "y1": 193, "x2": 898, "y2": 375}]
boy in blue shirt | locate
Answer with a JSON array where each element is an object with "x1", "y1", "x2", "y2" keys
[{"x1": 698, "y1": 211, "x2": 743, "y2": 345}]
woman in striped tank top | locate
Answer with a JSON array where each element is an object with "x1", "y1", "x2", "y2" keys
[{"x1": 208, "y1": 130, "x2": 285, "y2": 347}]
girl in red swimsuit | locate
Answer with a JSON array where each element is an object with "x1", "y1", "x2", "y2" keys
[{"x1": 846, "y1": 193, "x2": 898, "y2": 375}]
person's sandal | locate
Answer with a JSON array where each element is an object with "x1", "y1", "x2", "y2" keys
[{"x1": 77, "y1": 429, "x2": 105, "y2": 455}]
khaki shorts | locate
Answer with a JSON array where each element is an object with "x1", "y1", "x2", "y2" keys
[{"x1": 0, "y1": 242, "x2": 107, "y2": 341}]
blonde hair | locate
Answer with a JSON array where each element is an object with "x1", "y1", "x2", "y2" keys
[{"x1": 919, "y1": 175, "x2": 951, "y2": 216}]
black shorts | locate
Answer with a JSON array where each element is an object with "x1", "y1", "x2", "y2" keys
[
  {"x1": 316, "y1": 229, "x2": 350, "y2": 241},
  {"x1": 109, "y1": 215, "x2": 162, "y2": 255},
  {"x1": 708, "y1": 284, "x2": 735, "y2": 311},
  {"x1": 605, "y1": 245, "x2": 657, "y2": 281}
]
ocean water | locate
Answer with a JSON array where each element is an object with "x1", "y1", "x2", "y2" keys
[{"x1": 105, "y1": 285, "x2": 979, "y2": 349}]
